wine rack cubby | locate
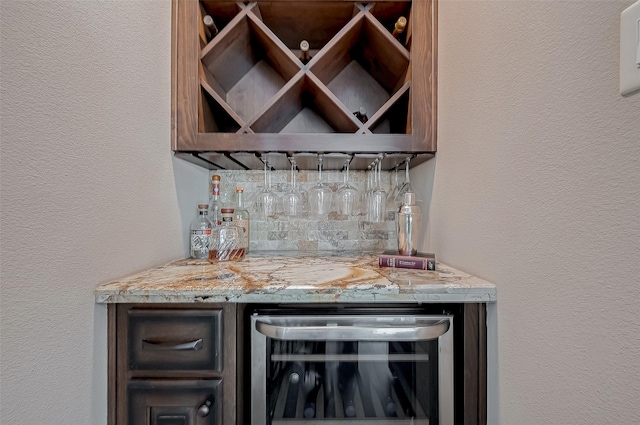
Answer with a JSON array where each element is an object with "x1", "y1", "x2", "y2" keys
[{"x1": 173, "y1": 0, "x2": 437, "y2": 170}]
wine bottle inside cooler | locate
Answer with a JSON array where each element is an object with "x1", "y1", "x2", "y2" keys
[
  {"x1": 384, "y1": 374, "x2": 397, "y2": 416},
  {"x1": 283, "y1": 365, "x2": 302, "y2": 418},
  {"x1": 323, "y1": 365, "x2": 337, "y2": 418},
  {"x1": 338, "y1": 342, "x2": 357, "y2": 417},
  {"x1": 339, "y1": 364, "x2": 357, "y2": 417},
  {"x1": 373, "y1": 371, "x2": 397, "y2": 416},
  {"x1": 323, "y1": 342, "x2": 339, "y2": 418},
  {"x1": 302, "y1": 362, "x2": 322, "y2": 418}
]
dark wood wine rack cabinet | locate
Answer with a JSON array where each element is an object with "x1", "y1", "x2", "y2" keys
[{"x1": 172, "y1": 0, "x2": 438, "y2": 170}]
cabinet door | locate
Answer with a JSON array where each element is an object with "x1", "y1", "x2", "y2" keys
[{"x1": 127, "y1": 380, "x2": 222, "y2": 425}]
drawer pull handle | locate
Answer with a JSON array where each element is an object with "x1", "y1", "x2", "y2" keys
[{"x1": 142, "y1": 338, "x2": 203, "y2": 351}]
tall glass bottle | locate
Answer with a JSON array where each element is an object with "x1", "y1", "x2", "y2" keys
[
  {"x1": 209, "y1": 208, "x2": 245, "y2": 262},
  {"x1": 190, "y1": 203, "x2": 212, "y2": 259},
  {"x1": 234, "y1": 187, "x2": 250, "y2": 253},
  {"x1": 209, "y1": 174, "x2": 223, "y2": 225}
]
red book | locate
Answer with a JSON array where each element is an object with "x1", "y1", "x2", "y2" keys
[{"x1": 378, "y1": 251, "x2": 436, "y2": 270}]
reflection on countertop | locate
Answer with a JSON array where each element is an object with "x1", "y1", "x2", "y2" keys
[{"x1": 94, "y1": 251, "x2": 496, "y2": 304}]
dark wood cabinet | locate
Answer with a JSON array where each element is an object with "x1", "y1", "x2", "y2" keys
[
  {"x1": 172, "y1": 0, "x2": 438, "y2": 171},
  {"x1": 128, "y1": 379, "x2": 222, "y2": 425},
  {"x1": 108, "y1": 302, "x2": 486, "y2": 425},
  {"x1": 111, "y1": 304, "x2": 237, "y2": 425}
]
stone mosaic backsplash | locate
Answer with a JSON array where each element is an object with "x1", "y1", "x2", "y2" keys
[{"x1": 209, "y1": 170, "x2": 402, "y2": 252}]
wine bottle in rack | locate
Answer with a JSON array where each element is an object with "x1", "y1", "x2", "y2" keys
[
  {"x1": 300, "y1": 40, "x2": 311, "y2": 65},
  {"x1": 392, "y1": 16, "x2": 407, "y2": 39},
  {"x1": 354, "y1": 106, "x2": 368, "y2": 124},
  {"x1": 203, "y1": 15, "x2": 219, "y2": 41}
]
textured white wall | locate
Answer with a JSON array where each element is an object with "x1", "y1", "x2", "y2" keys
[
  {"x1": 0, "y1": 1, "x2": 206, "y2": 424},
  {"x1": 413, "y1": 0, "x2": 640, "y2": 423},
  {"x1": 3, "y1": 0, "x2": 639, "y2": 424}
]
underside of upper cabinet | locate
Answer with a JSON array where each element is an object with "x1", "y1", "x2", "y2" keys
[{"x1": 172, "y1": 0, "x2": 437, "y2": 170}]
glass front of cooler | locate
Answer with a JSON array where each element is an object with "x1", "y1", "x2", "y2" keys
[{"x1": 251, "y1": 314, "x2": 454, "y2": 425}]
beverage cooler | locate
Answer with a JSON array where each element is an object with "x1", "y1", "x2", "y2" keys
[{"x1": 250, "y1": 307, "x2": 454, "y2": 425}]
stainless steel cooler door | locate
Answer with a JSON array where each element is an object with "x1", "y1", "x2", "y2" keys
[{"x1": 251, "y1": 315, "x2": 454, "y2": 425}]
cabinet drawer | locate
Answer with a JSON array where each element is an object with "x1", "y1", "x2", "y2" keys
[
  {"x1": 127, "y1": 309, "x2": 222, "y2": 371},
  {"x1": 128, "y1": 379, "x2": 222, "y2": 425}
]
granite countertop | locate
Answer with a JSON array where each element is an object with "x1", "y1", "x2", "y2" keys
[{"x1": 94, "y1": 251, "x2": 496, "y2": 304}]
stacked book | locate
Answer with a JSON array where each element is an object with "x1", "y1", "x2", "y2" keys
[{"x1": 378, "y1": 250, "x2": 436, "y2": 270}]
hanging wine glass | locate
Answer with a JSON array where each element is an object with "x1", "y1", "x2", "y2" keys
[
  {"x1": 367, "y1": 155, "x2": 387, "y2": 223},
  {"x1": 256, "y1": 155, "x2": 277, "y2": 219},
  {"x1": 308, "y1": 154, "x2": 332, "y2": 217},
  {"x1": 387, "y1": 164, "x2": 401, "y2": 203},
  {"x1": 364, "y1": 162, "x2": 375, "y2": 222},
  {"x1": 336, "y1": 157, "x2": 359, "y2": 216},
  {"x1": 282, "y1": 157, "x2": 305, "y2": 217}
]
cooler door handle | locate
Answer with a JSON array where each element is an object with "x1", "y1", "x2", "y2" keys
[{"x1": 255, "y1": 318, "x2": 450, "y2": 341}]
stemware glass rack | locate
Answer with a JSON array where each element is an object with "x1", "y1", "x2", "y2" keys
[{"x1": 173, "y1": 0, "x2": 437, "y2": 171}]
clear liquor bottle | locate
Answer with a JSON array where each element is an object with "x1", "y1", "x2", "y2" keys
[
  {"x1": 209, "y1": 208, "x2": 245, "y2": 262},
  {"x1": 234, "y1": 187, "x2": 250, "y2": 253},
  {"x1": 190, "y1": 204, "x2": 212, "y2": 259},
  {"x1": 209, "y1": 174, "x2": 224, "y2": 226}
]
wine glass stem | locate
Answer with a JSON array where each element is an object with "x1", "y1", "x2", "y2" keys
[
  {"x1": 264, "y1": 160, "x2": 268, "y2": 186},
  {"x1": 405, "y1": 158, "x2": 410, "y2": 185},
  {"x1": 344, "y1": 160, "x2": 350, "y2": 186},
  {"x1": 290, "y1": 160, "x2": 296, "y2": 189},
  {"x1": 369, "y1": 166, "x2": 375, "y2": 191},
  {"x1": 373, "y1": 162, "x2": 377, "y2": 187}
]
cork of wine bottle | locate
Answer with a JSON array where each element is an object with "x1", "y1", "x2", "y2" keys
[
  {"x1": 300, "y1": 40, "x2": 311, "y2": 65},
  {"x1": 392, "y1": 16, "x2": 407, "y2": 39},
  {"x1": 203, "y1": 15, "x2": 219, "y2": 41}
]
